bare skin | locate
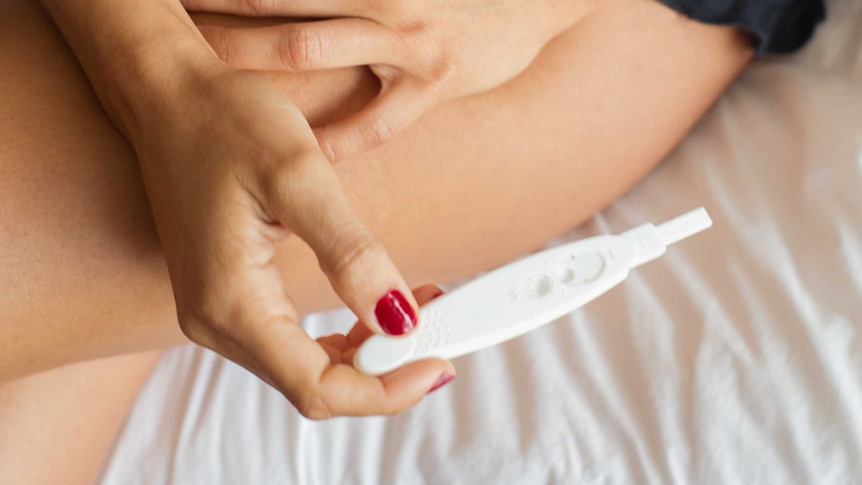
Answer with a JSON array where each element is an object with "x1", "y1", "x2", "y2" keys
[
  {"x1": 0, "y1": 0, "x2": 753, "y2": 481},
  {"x1": 0, "y1": 353, "x2": 162, "y2": 484}
]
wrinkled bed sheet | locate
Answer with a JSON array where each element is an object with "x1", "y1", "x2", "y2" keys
[{"x1": 101, "y1": 2, "x2": 862, "y2": 483}]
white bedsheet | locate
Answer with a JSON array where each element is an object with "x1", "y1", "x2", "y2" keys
[{"x1": 101, "y1": 2, "x2": 862, "y2": 483}]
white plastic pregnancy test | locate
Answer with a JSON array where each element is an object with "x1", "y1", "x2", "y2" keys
[{"x1": 355, "y1": 208, "x2": 713, "y2": 376}]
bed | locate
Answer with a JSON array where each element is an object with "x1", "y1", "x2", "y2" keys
[{"x1": 100, "y1": 1, "x2": 862, "y2": 482}]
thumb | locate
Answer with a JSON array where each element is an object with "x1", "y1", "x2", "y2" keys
[{"x1": 263, "y1": 149, "x2": 419, "y2": 336}]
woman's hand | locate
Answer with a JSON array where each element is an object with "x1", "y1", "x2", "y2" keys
[
  {"x1": 40, "y1": 0, "x2": 453, "y2": 418},
  {"x1": 133, "y1": 62, "x2": 454, "y2": 417},
  {"x1": 185, "y1": 0, "x2": 598, "y2": 159}
]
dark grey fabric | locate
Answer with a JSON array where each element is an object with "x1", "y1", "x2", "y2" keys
[{"x1": 659, "y1": 0, "x2": 826, "y2": 55}]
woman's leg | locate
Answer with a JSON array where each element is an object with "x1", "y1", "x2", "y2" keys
[{"x1": 0, "y1": 352, "x2": 161, "y2": 484}]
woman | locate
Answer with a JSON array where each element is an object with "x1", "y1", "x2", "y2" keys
[{"x1": 0, "y1": 0, "x2": 823, "y2": 482}]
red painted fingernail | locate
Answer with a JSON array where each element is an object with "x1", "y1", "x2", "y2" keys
[
  {"x1": 374, "y1": 290, "x2": 417, "y2": 336},
  {"x1": 427, "y1": 372, "x2": 455, "y2": 394}
]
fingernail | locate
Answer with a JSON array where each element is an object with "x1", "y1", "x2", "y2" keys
[
  {"x1": 374, "y1": 290, "x2": 417, "y2": 336},
  {"x1": 427, "y1": 372, "x2": 455, "y2": 394}
]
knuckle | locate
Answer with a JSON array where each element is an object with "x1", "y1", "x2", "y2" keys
[
  {"x1": 279, "y1": 26, "x2": 323, "y2": 69},
  {"x1": 323, "y1": 231, "x2": 385, "y2": 283},
  {"x1": 428, "y1": 52, "x2": 460, "y2": 91},
  {"x1": 320, "y1": 138, "x2": 339, "y2": 162},
  {"x1": 211, "y1": 29, "x2": 237, "y2": 65},
  {"x1": 260, "y1": 150, "x2": 318, "y2": 202},
  {"x1": 401, "y1": 28, "x2": 460, "y2": 92},
  {"x1": 360, "y1": 116, "x2": 395, "y2": 148},
  {"x1": 400, "y1": 19, "x2": 433, "y2": 44}
]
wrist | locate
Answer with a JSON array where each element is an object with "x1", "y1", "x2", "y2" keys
[
  {"x1": 41, "y1": 0, "x2": 222, "y2": 142},
  {"x1": 107, "y1": 40, "x2": 223, "y2": 145}
]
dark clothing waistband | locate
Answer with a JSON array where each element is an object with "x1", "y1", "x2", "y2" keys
[{"x1": 658, "y1": 0, "x2": 827, "y2": 55}]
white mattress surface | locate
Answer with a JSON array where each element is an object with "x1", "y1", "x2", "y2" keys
[{"x1": 101, "y1": 2, "x2": 862, "y2": 483}]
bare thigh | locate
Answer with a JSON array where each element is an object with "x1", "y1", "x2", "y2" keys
[{"x1": 0, "y1": 352, "x2": 161, "y2": 484}]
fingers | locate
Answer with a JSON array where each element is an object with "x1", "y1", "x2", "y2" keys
[
  {"x1": 317, "y1": 285, "x2": 452, "y2": 417},
  {"x1": 228, "y1": 312, "x2": 450, "y2": 419},
  {"x1": 315, "y1": 80, "x2": 442, "y2": 160},
  {"x1": 199, "y1": 19, "x2": 401, "y2": 71},
  {"x1": 249, "y1": 286, "x2": 452, "y2": 419},
  {"x1": 259, "y1": 148, "x2": 419, "y2": 337}
]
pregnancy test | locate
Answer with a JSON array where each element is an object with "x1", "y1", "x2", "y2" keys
[{"x1": 355, "y1": 208, "x2": 712, "y2": 376}]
